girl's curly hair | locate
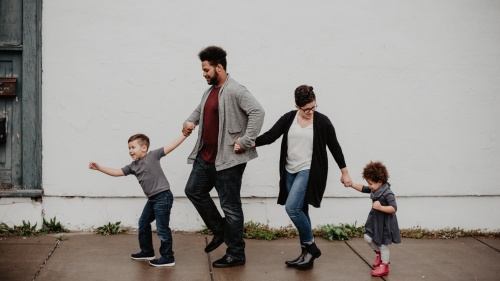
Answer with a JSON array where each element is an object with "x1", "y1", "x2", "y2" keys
[
  {"x1": 294, "y1": 85, "x2": 316, "y2": 107},
  {"x1": 362, "y1": 161, "x2": 390, "y2": 183}
]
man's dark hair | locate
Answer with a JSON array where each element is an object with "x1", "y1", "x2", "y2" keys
[
  {"x1": 198, "y1": 46, "x2": 227, "y2": 70},
  {"x1": 294, "y1": 85, "x2": 316, "y2": 107},
  {"x1": 128, "y1": 133, "x2": 150, "y2": 150}
]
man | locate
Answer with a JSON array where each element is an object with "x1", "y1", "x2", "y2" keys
[{"x1": 183, "y1": 46, "x2": 264, "y2": 268}]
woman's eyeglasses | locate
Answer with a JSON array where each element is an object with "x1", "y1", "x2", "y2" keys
[{"x1": 300, "y1": 104, "x2": 318, "y2": 114}]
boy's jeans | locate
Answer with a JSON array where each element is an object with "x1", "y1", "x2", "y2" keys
[
  {"x1": 285, "y1": 169, "x2": 314, "y2": 244},
  {"x1": 185, "y1": 154, "x2": 247, "y2": 260},
  {"x1": 138, "y1": 190, "x2": 174, "y2": 258}
]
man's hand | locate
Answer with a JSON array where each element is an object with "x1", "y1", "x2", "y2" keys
[
  {"x1": 183, "y1": 122, "x2": 195, "y2": 137},
  {"x1": 234, "y1": 139, "x2": 245, "y2": 153}
]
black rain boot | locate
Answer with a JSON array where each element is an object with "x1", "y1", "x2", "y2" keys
[
  {"x1": 295, "y1": 242, "x2": 321, "y2": 270},
  {"x1": 285, "y1": 245, "x2": 306, "y2": 267}
]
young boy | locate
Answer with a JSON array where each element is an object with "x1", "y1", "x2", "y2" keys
[
  {"x1": 89, "y1": 133, "x2": 187, "y2": 267},
  {"x1": 346, "y1": 161, "x2": 401, "y2": 277}
]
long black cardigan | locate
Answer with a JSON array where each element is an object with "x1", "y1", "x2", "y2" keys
[{"x1": 255, "y1": 110, "x2": 347, "y2": 208}]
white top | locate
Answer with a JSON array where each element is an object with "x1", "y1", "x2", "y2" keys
[{"x1": 285, "y1": 113, "x2": 314, "y2": 173}]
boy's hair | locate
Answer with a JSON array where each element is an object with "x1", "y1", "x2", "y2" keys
[
  {"x1": 128, "y1": 133, "x2": 150, "y2": 150},
  {"x1": 198, "y1": 46, "x2": 227, "y2": 70},
  {"x1": 294, "y1": 85, "x2": 316, "y2": 107},
  {"x1": 362, "y1": 161, "x2": 390, "y2": 183}
]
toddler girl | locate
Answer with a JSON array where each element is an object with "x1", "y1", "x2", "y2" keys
[{"x1": 347, "y1": 161, "x2": 401, "y2": 277}]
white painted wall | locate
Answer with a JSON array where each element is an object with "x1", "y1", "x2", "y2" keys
[{"x1": 3, "y1": 0, "x2": 500, "y2": 231}]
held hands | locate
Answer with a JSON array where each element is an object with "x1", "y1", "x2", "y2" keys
[
  {"x1": 182, "y1": 122, "x2": 195, "y2": 137},
  {"x1": 340, "y1": 173, "x2": 352, "y2": 187},
  {"x1": 234, "y1": 141, "x2": 255, "y2": 153},
  {"x1": 234, "y1": 139, "x2": 244, "y2": 154}
]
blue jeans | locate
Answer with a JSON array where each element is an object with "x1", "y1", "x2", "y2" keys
[
  {"x1": 138, "y1": 190, "x2": 174, "y2": 258},
  {"x1": 285, "y1": 169, "x2": 314, "y2": 244},
  {"x1": 185, "y1": 154, "x2": 246, "y2": 260}
]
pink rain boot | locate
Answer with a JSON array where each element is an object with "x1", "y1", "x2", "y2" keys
[
  {"x1": 372, "y1": 251, "x2": 381, "y2": 268},
  {"x1": 371, "y1": 262, "x2": 389, "y2": 277}
]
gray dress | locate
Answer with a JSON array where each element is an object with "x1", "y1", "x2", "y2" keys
[{"x1": 362, "y1": 183, "x2": 401, "y2": 246}]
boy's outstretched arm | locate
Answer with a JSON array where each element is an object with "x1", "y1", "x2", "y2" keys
[
  {"x1": 163, "y1": 135, "x2": 188, "y2": 155},
  {"x1": 89, "y1": 162, "x2": 125, "y2": 177}
]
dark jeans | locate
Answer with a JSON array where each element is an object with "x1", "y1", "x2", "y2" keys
[
  {"x1": 185, "y1": 154, "x2": 247, "y2": 260},
  {"x1": 138, "y1": 190, "x2": 174, "y2": 258}
]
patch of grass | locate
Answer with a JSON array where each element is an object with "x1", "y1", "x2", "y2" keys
[
  {"x1": 12, "y1": 220, "x2": 38, "y2": 236},
  {"x1": 400, "y1": 226, "x2": 500, "y2": 239},
  {"x1": 243, "y1": 221, "x2": 277, "y2": 240},
  {"x1": 203, "y1": 221, "x2": 499, "y2": 241},
  {"x1": 0, "y1": 223, "x2": 10, "y2": 235},
  {"x1": 40, "y1": 217, "x2": 68, "y2": 234},
  {"x1": 94, "y1": 221, "x2": 125, "y2": 236},
  {"x1": 200, "y1": 228, "x2": 213, "y2": 235},
  {"x1": 314, "y1": 222, "x2": 364, "y2": 241},
  {"x1": 274, "y1": 224, "x2": 299, "y2": 239},
  {"x1": 56, "y1": 234, "x2": 69, "y2": 241}
]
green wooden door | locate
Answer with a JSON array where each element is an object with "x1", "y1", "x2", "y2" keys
[
  {"x1": 0, "y1": 53, "x2": 22, "y2": 189},
  {"x1": 0, "y1": 0, "x2": 42, "y2": 195},
  {"x1": 0, "y1": 0, "x2": 23, "y2": 189}
]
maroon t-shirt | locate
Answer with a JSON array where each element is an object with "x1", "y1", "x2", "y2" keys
[{"x1": 200, "y1": 86, "x2": 221, "y2": 163}]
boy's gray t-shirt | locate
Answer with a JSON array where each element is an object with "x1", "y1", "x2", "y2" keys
[{"x1": 121, "y1": 148, "x2": 170, "y2": 197}]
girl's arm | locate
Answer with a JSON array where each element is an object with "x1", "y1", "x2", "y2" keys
[
  {"x1": 163, "y1": 135, "x2": 188, "y2": 155},
  {"x1": 89, "y1": 162, "x2": 124, "y2": 177},
  {"x1": 347, "y1": 182, "x2": 364, "y2": 192},
  {"x1": 373, "y1": 201, "x2": 396, "y2": 214}
]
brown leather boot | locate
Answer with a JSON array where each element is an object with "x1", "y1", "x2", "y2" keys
[{"x1": 371, "y1": 262, "x2": 389, "y2": 277}]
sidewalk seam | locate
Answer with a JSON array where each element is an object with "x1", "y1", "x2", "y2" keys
[
  {"x1": 32, "y1": 239, "x2": 60, "y2": 281},
  {"x1": 205, "y1": 235, "x2": 215, "y2": 281},
  {"x1": 344, "y1": 240, "x2": 387, "y2": 281},
  {"x1": 474, "y1": 237, "x2": 500, "y2": 253}
]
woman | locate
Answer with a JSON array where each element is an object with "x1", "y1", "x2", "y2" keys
[{"x1": 242, "y1": 85, "x2": 352, "y2": 269}]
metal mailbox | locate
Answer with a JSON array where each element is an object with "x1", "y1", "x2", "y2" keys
[{"x1": 0, "y1": 78, "x2": 17, "y2": 97}]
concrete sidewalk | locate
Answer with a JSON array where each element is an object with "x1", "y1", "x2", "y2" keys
[{"x1": 1, "y1": 233, "x2": 499, "y2": 281}]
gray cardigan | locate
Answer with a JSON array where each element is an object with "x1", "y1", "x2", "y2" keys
[{"x1": 185, "y1": 74, "x2": 265, "y2": 171}]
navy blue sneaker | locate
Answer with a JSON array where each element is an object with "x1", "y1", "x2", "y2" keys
[
  {"x1": 130, "y1": 251, "x2": 155, "y2": 260},
  {"x1": 149, "y1": 256, "x2": 175, "y2": 267}
]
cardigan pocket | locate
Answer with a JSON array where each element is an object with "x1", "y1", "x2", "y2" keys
[{"x1": 227, "y1": 127, "x2": 242, "y2": 145}]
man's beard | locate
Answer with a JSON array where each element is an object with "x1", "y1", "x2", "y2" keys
[{"x1": 207, "y1": 71, "x2": 219, "y2": 85}]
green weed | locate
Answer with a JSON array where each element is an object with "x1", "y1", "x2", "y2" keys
[
  {"x1": 0, "y1": 222, "x2": 11, "y2": 235},
  {"x1": 12, "y1": 220, "x2": 38, "y2": 236},
  {"x1": 94, "y1": 221, "x2": 125, "y2": 236},
  {"x1": 40, "y1": 216, "x2": 68, "y2": 234},
  {"x1": 314, "y1": 222, "x2": 364, "y2": 241}
]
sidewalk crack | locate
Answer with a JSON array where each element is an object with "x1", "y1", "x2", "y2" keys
[
  {"x1": 344, "y1": 240, "x2": 387, "y2": 281},
  {"x1": 474, "y1": 237, "x2": 500, "y2": 253},
  {"x1": 32, "y1": 239, "x2": 60, "y2": 281},
  {"x1": 205, "y1": 235, "x2": 215, "y2": 281}
]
